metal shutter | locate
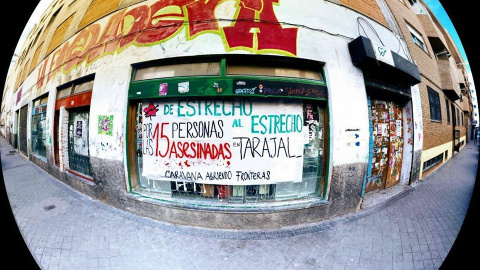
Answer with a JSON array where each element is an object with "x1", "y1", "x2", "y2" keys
[{"x1": 19, "y1": 105, "x2": 29, "y2": 156}]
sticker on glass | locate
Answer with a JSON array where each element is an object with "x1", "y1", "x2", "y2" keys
[{"x1": 178, "y1": 82, "x2": 189, "y2": 93}]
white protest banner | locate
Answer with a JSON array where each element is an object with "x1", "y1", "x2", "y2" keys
[{"x1": 141, "y1": 98, "x2": 304, "y2": 185}]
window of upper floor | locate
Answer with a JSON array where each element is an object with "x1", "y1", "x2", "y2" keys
[
  {"x1": 407, "y1": 24, "x2": 428, "y2": 53},
  {"x1": 408, "y1": 0, "x2": 428, "y2": 14}
]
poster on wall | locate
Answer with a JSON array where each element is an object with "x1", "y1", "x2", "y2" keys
[
  {"x1": 73, "y1": 115, "x2": 89, "y2": 156},
  {"x1": 141, "y1": 98, "x2": 305, "y2": 185},
  {"x1": 76, "y1": 121, "x2": 83, "y2": 137},
  {"x1": 98, "y1": 115, "x2": 114, "y2": 136}
]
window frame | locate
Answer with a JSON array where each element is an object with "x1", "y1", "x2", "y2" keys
[
  {"x1": 126, "y1": 56, "x2": 330, "y2": 209},
  {"x1": 31, "y1": 94, "x2": 49, "y2": 159},
  {"x1": 427, "y1": 87, "x2": 442, "y2": 122},
  {"x1": 407, "y1": 24, "x2": 428, "y2": 53},
  {"x1": 445, "y1": 99, "x2": 450, "y2": 124},
  {"x1": 408, "y1": 0, "x2": 428, "y2": 14}
]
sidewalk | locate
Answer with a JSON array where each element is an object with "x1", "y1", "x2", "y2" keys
[{"x1": 1, "y1": 137, "x2": 478, "y2": 270}]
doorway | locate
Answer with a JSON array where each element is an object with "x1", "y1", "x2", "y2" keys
[
  {"x1": 67, "y1": 107, "x2": 92, "y2": 177},
  {"x1": 365, "y1": 97, "x2": 404, "y2": 193}
]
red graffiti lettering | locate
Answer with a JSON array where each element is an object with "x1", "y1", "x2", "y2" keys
[
  {"x1": 63, "y1": 24, "x2": 101, "y2": 72},
  {"x1": 223, "y1": 0, "x2": 298, "y2": 55},
  {"x1": 184, "y1": 0, "x2": 222, "y2": 37},
  {"x1": 36, "y1": 0, "x2": 298, "y2": 86},
  {"x1": 135, "y1": 1, "x2": 187, "y2": 45},
  {"x1": 36, "y1": 57, "x2": 48, "y2": 89},
  {"x1": 48, "y1": 45, "x2": 68, "y2": 82},
  {"x1": 119, "y1": 5, "x2": 150, "y2": 50},
  {"x1": 88, "y1": 11, "x2": 126, "y2": 63}
]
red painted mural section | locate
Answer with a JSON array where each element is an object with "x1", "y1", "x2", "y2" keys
[
  {"x1": 36, "y1": 0, "x2": 299, "y2": 89},
  {"x1": 223, "y1": 0, "x2": 297, "y2": 53}
]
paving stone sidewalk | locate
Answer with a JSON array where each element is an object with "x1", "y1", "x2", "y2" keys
[{"x1": 1, "y1": 137, "x2": 478, "y2": 270}]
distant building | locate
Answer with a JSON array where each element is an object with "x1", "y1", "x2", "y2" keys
[{"x1": 0, "y1": 0, "x2": 472, "y2": 229}]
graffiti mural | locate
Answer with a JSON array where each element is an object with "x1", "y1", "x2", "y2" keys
[{"x1": 37, "y1": 0, "x2": 299, "y2": 89}]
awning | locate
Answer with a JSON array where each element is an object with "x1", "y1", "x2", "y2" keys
[{"x1": 348, "y1": 36, "x2": 421, "y2": 94}]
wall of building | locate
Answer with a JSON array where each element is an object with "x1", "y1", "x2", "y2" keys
[
  {"x1": 384, "y1": 0, "x2": 471, "y2": 179},
  {"x1": 2, "y1": 0, "x2": 425, "y2": 228}
]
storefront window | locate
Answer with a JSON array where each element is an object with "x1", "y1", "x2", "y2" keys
[
  {"x1": 227, "y1": 57, "x2": 324, "y2": 82},
  {"x1": 133, "y1": 98, "x2": 326, "y2": 204},
  {"x1": 31, "y1": 96, "x2": 48, "y2": 158},
  {"x1": 133, "y1": 62, "x2": 221, "y2": 81},
  {"x1": 129, "y1": 56, "x2": 328, "y2": 206}
]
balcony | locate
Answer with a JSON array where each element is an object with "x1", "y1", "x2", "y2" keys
[
  {"x1": 436, "y1": 54, "x2": 461, "y2": 101},
  {"x1": 457, "y1": 68, "x2": 467, "y2": 94},
  {"x1": 417, "y1": 14, "x2": 447, "y2": 54}
]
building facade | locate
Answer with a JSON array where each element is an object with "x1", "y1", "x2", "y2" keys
[
  {"x1": 384, "y1": 0, "x2": 473, "y2": 179},
  {"x1": 0, "y1": 0, "x2": 471, "y2": 229}
]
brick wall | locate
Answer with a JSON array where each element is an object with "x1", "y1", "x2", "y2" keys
[
  {"x1": 454, "y1": 100, "x2": 468, "y2": 139},
  {"x1": 78, "y1": 0, "x2": 121, "y2": 29},
  {"x1": 384, "y1": 0, "x2": 462, "y2": 152},
  {"x1": 47, "y1": 14, "x2": 75, "y2": 55},
  {"x1": 385, "y1": 0, "x2": 441, "y2": 87},
  {"x1": 418, "y1": 79, "x2": 453, "y2": 150},
  {"x1": 29, "y1": 42, "x2": 44, "y2": 75},
  {"x1": 339, "y1": 0, "x2": 388, "y2": 26}
]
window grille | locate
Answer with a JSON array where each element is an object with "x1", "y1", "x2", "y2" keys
[{"x1": 427, "y1": 87, "x2": 441, "y2": 121}]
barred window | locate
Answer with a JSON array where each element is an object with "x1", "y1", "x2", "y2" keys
[
  {"x1": 427, "y1": 87, "x2": 441, "y2": 121},
  {"x1": 423, "y1": 153, "x2": 443, "y2": 172}
]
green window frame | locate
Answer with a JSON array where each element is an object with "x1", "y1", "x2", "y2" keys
[{"x1": 126, "y1": 55, "x2": 330, "y2": 208}]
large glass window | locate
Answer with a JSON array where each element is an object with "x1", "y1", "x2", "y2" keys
[
  {"x1": 227, "y1": 57, "x2": 324, "y2": 82},
  {"x1": 133, "y1": 98, "x2": 326, "y2": 204},
  {"x1": 31, "y1": 96, "x2": 48, "y2": 158},
  {"x1": 134, "y1": 62, "x2": 221, "y2": 81}
]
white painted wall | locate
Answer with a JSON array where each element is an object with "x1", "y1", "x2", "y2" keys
[{"x1": 1, "y1": 0, "x2": 419, "y2": 196}]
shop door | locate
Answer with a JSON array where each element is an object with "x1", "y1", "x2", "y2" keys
[
  {"x1": 366, "y1": 99, "x2": 404, "y2": 192},
  {"x1": 18, "y1": 105, "x2": 29, "y2": 156},
  {"x1": 67, "y1": 107, "x2": 92, "y2": 176}
]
